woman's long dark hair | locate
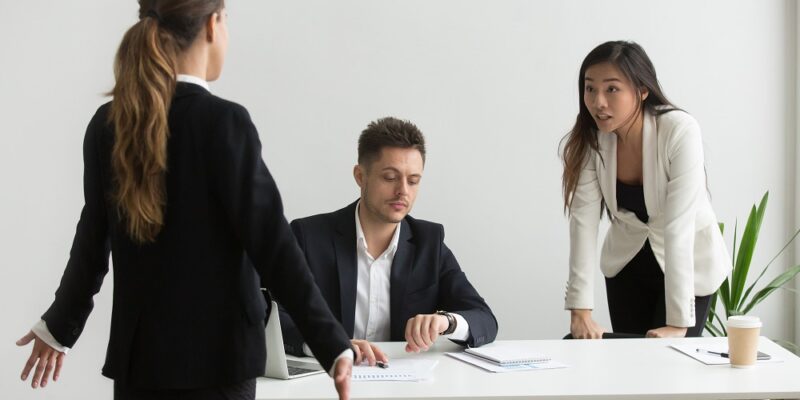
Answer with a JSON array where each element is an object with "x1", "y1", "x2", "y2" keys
[
  {"x1": 109, "y1": 0, "x2": 223, "y2": 243},
  {"x1": 560, "y1": 40, "x2": 678, "y2": 214}
]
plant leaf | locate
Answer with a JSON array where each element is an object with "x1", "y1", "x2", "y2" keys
[
  {"x1": 742, "y1": 226, "x2": 800, "y2": 301},
  {"x1": 710, "y1": 308, "x2": 727, "y2": 336},
  {"x1": 704, "y1": 308, "x2": 721, "y2": 335},
  {"x1": 718, "y1": 277, "x2": 731, "y2": 316},
  {"x1": 741, "y1": 264, "x2": 800, "y2": 314},
  {"x1": 704, "y1": 320, "x2": 723, "y2": 337},
  {"x1": 717, "y1": 278, "x2": 731, "y2": 317},
  {"x1": 730, "y1": 192, "x2": 768, "y2": 311},
  {"x1": 707, "y1": 292, "x2": 718, "y2": 325},
  {"x1": 731, "y1": 219, "x2": 739, "y2": 278},
  {"x1": 719, "y1": 220, "x2": 738, "y2": 316}
]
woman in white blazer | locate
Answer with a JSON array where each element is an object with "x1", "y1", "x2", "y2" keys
[{"x1": 561, "y1": 41, "x2": 730, "y2": 339}]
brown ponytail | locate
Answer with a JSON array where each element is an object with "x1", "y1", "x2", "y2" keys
[{"x1": 108, "y1": 0, "x2": 223, "y2": 243}]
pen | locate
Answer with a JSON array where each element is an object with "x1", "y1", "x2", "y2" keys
[
  {"x1": 696, "y1": 348, "x2": 729, "y2": 358},
  {"x1": 376, "y1": 361, "x2": 389, "y2": 369}
]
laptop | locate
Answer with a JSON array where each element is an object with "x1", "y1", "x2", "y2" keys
[{"x1": 264, "y1": 300, "x2": 326, "y2": 379}]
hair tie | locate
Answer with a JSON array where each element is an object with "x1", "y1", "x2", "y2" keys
[{"x1": 145, "y1": 9, "x2": 163, "y2": 24}]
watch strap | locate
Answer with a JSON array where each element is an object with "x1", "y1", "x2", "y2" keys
[{"x1": 436, "y1": 310, "x2": 456, "y2": 335}]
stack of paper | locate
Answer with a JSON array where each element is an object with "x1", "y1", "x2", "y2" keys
[
  {"x1": 447, "y1": 343, "x2": 567, "y2": 373},
  {"x1": 352, "y1": 359, "x2": 438, "y2": 381}
]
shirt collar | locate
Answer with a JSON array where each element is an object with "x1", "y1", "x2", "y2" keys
[
  {"x1": 176, "y1": 74, "x2": 210, "y2": 92},
  {"x1": 355, "y1": 200, "x2": 401, "y2": 257}
]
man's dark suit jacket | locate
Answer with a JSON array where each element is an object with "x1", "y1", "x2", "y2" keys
[
  {"x1": 279, "y1": 201, "x2": 498, "y2": 355},
  {"x1": 41, "y1": 82, "x2": 351, "y2": 389}
]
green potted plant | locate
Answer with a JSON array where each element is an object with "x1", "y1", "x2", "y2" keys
[{"x1": 705, "y1": 191, "x2": 800, "y2": 352}]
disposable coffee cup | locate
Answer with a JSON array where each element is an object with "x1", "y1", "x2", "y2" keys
[{"x1": 726, "y1": 316, "x2": 762, "y2": 368}]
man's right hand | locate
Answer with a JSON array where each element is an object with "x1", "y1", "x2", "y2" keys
[
  {"x1": 332, "y1": 356, "x2": 352, "y2": 400},
  {"x1": 570, "y1": 309, "x2": 606, "y2": 339},
  {"x1": 351, "y1": 339, "x2": 388, "y2": 366}
]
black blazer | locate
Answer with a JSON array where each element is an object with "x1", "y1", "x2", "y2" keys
[
  {"x1": 279, "y1": 201, "x2": 498, "y2": 355},
  {"x1": 41, "y1": 83, "x2": 351, "y2": 389}
]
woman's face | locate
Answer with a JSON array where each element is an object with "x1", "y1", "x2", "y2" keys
[
  {"x1": 206, "y1": 9, "x2": 228, "y2": 81},
  {"x1": 583, "y1": 62, "x2": 647, "y2": 134}
]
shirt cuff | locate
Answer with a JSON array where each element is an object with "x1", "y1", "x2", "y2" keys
[
  {"x1": 31, "y1": 319, "x2": 69, "y2": 354},
  {"x1": 328, "y1": 348, "x2": 354, "y2": 377},
  {"x1": 443, "y1": 313, "x2": 470, "y2": 341}
]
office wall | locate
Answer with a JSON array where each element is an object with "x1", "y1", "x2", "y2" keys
[{"x1": 0, "y1": 1, "x2": 795, "y2": 398}]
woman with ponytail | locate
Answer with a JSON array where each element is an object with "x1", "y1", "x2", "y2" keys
[
  {"x1": 561, "y1": 41, "x2": 730, "y2": 340},
  {"x1": 16, "y1": 1, "x2": 353, "y2": 399}
]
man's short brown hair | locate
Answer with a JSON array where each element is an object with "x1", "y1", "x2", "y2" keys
[{"x1": 358, "y1": 117, "x2": 426, "y2": 167}]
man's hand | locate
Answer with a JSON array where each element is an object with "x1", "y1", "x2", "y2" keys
[
  {"x1": 570, "y1": 309, "x2": 606, "y2": 339},
  {"x1": 332, "y1": 355, "x2": 352, "y2": 400},
  {"x1": 646, "y1": 326, "x2": 687, "y2": 338},
  {"x1": 404, "y1": 313, "x2": 449, "y2": 353},
  {"x1": 351, "y1": 339, "x2": 388, "y2": 366},
  {"x1": 17, "y1": 331, "x2": 65, "y2": 389}
]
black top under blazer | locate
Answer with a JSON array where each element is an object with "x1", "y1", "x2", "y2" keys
[
  {"x1": 41, "y1": 82, "x2": 351, "y2": 389},
  {"x1": 279, "y1": 201, "x2": 498, "y2": 355}
]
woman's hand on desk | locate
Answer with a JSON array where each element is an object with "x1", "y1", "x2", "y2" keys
[
  {"x1": 333, "y1": 356, "x2": 353, "y2": 400},
  {"x1": 16, "y1": 330, "x2": 65, "y2": 389},
  {"x1": 404, "y1": 313, "x2": 449, "y2": 353},
  {"x1": 351, "y1": 339, "x2": 389, "y2": 366},
  {"x1": 570, "y1": 309, "x2": 606, "y2": 339},
  {"x1": 646, "y1": 326, "x2": 687, "y2": 338}
]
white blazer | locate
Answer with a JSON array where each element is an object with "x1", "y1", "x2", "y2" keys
[{"x1": 565, "y1": 108, "x2": 731, "y2": 327}]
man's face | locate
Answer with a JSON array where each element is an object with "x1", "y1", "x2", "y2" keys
[{"x1": 355, "y1": 147, "x2": 424, "y2": 224}]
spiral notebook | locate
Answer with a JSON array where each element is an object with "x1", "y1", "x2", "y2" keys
[
  {"x1": 447, "y1": 351, "x2": 567, "y2": 373},
  {"x1": 352, "y1": 359, "x2": 438, "y2": 381},
  {"x1": 464, "y1": 345, "x2": 550, "y2": 366}
]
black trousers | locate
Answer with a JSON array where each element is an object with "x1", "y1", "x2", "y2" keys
[
  {"x1": 114, "y1": 379, "x2": 256, "y2": 400},
  {"x1": 605, "y1": 240, "x2": 711, "y2": 337}
]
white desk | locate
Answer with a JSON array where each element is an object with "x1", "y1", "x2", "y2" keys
[{"x1": 256, "y1": 337, "x2": 800, "y2": 399}]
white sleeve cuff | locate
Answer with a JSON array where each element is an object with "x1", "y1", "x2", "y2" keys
[
  {"x1": 443, "y1": 313, "x2": 470, "y2": 341},
  {"x1": 328, "y1": 348, "x2": 354, "y2": 377},
  {"x1": 31, "y1": 319, "x2": 69, "y2": 354}
]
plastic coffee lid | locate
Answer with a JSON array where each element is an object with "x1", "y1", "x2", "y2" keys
[{"x1": 727, "y1": 315, "x2": 762, "y2": 328}]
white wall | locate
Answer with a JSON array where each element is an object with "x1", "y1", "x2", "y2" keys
[
  {"x1": 1, "y1": 1, "x2": 796, "y2": 399},
  {"x1": 795, "y1": 0, "x2": 800, "y2": 348}
]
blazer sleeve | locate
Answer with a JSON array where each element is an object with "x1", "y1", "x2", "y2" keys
[
  {"x1": 436, "y1": 226, "x2": 498, "y2": 347},
  {"x1": 277, "y1": 219, "x2": 312, "y2": 356},
  {"x1": 41, "y1": 109, "x2": 111, "y2": 348},
  {"x1": 663, "y1": 116, "x2": 705, "y2": 327},
  {"x1": 565, "y1": 150, "x2": 603, "y2": 310},
  {"x1": 208, "y1": 104, "x2": 350, "y2": 371}
]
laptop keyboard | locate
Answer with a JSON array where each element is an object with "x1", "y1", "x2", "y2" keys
[{"x1": 288, "y1": 366, "x2": 318, "y2": 376}]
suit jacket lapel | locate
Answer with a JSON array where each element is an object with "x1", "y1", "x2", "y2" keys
[
  {"x1": 334, "y1": 202, "x2": 359, "y2": 338},
  {"x1": 597, "y1": 131, "x2": 618, "y2": 216},
  {"x1": 641, "y1": 110, "x2": 661, "y2": 218},
  {"x1": 390, "y1": 219, "x2": 415, "y2": 340}
]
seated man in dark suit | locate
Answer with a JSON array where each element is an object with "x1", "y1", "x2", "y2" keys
[{"x1": 279, "y1": 117, "x2": 497, "y2": 364}]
